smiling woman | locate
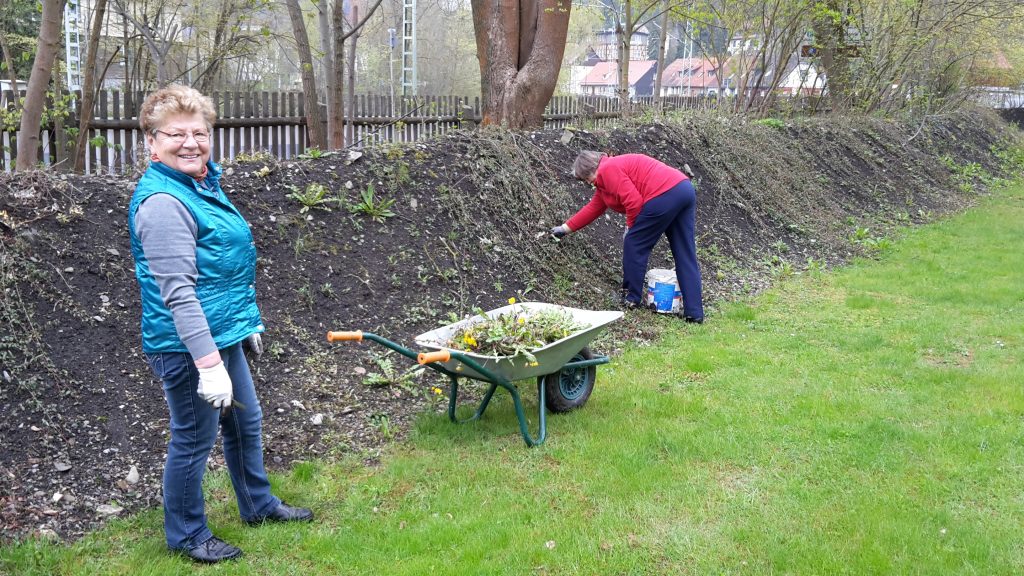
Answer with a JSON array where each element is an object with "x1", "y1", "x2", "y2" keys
[
  {"x1": 140, "y1": 88, "x2": 217, "y2": 179},
  {"x1": 128, "y1": 85, "x2": 314, "y2": 564}
]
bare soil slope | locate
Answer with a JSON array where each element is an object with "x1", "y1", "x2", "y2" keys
[{"x1": 1, "y1": 109, "x2": 1019, "y2": 542}]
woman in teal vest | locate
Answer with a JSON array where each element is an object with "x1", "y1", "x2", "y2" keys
[{"x1": 129, "y1": 85, "x2": 313, "y2": 564}]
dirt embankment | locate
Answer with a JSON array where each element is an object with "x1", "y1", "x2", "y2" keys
[{"x1": 1, "y1": 109, "x2": 1020, "y2": 543}]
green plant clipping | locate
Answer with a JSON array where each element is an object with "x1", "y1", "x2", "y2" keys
[
  {"x1": 286, "y1": 182, "x2": 331, "y2": 213},
  {"x1": 447, "y1": 299, "x2": 590, "y2": 361},
  {"x1": 349, "y1": 183, "x2": 396, "y2": 222}
]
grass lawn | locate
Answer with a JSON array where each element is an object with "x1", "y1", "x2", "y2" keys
[{"x1": 3, "y1": 184, "x2": 1024, "y2": 575}]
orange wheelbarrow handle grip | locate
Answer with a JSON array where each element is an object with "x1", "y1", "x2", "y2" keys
[
  {"x1": 417, "y1": 350, "x2": 451, "y2": 365},
  {"x1": 327, "y1": 330, "x2": 363, "y2": 342}
]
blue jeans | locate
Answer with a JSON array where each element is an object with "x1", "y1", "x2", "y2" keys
[
  {"x1": 146, "y1": 343, "x2": 280, "y2": 550},
  {"x1": 622, "y1": 179, "x2": 704, "y2": 319}
]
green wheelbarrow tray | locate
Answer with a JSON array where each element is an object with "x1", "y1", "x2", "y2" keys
[{"x1": 327, "y1": 303, "x2": 623, "y2": 446}]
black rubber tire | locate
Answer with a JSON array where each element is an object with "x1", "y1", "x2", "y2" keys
[{"x1": 542, "y1": 347, "x2": 597, "y2": 413}]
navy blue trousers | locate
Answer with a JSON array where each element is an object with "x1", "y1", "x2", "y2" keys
[
  {"x1": 622, "y1": 179, "x2": 704, "y2": 319},
  {"x1": 146, "y1": 343, "x2": 280, "y2": 550}
]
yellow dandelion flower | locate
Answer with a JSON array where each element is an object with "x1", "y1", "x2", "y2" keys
[
  {"x1": 462, "y1": 334, "x2": 477, "y2": 347},
  {"x1": 518, "y1": 317, "x2": 525, "y2": 324},
  {"x1": 508, "y1": 297, "x2": 517, "y2": 305},
  {"x1": 431, "y1": 387, "x2": 443, "y2": 395},
  {"x1": 529, "y1": 361, "x2": 539, "y2": 367}
]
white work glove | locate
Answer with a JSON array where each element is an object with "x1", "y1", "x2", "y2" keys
[
  {"x1": 197, "y1": 362, "x2": 233, "y2": 409},
  {"x1": 550, "y1": 224, "x2": 570, "y2": 239},
  {"x1": 245, "y1": 333, "x2": 263, "y2": 357}
]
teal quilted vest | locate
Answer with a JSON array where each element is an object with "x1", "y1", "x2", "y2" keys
[{"x1": 128, "y1": 161, "x2": 263, "y2": 353}]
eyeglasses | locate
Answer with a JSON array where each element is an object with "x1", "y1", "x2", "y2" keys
[{"x1": 153, "y1": 129, "x2": 210, "y2": 144}]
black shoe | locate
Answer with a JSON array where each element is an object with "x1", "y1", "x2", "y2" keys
[
  {"x1": 181, "y1": 535, "x2": 243, "y2": 563},
  {"x1": 682, "y1": 315, "x2": 704, "y2": 324},
  {"x1": 621, "y1": 298, "x2": 657, "y2": 312},
  {"x1": 247, "y1": 502, "x2": 314, "y2": 525}
]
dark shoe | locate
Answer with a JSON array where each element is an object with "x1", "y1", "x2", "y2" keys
[
  {"x1": 182, "y1": 535, "x2": 243, "y2": 563},
  {"x1": 621, "y1": 298, "x2": 656, "y2": 312},
  {"x1": 247, "y1": 502, "x2": 314, "y2": 525},
  {"x1": 682, "y1": 315, "x2": 704, "y2": 324}
]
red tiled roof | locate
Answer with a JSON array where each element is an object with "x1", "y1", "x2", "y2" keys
[
  {"x1": 581, "y1": 60, "x2": 657, "y2": 87},
  {"x1": 660, "y1": 58, "x2": 719, "y2": 89}
]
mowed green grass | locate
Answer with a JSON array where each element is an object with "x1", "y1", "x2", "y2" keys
[{"x1": 4, "y1": 185, "x2": 1024, "y2": 575}]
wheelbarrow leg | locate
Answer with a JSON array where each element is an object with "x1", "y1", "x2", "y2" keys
[
  {"x1": 446, "y1": 375, "x2": 547, "y2": 447},
  {"x1": 447, "y1": 375, "x2": 500, "y2": 424}
]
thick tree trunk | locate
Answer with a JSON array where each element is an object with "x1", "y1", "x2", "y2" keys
[
  {"x1": 811, "y1": 1, "x2": 852, "y2": 111},
  {"x1": 471, "y1": 0, "x2": 571, "y2": 129},
  {"x1": 284, "y1": 0, "x2": 326, "y2": 149},
  {"x1": 16, "y1": 0, "x2": 64, "y2": 172},
  {"x1": 74, "y1": 0, "x2": 108, "y2": 173}
]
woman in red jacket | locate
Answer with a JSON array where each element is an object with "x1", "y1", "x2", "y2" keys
[{"x1": 552, "y1": 151, "x2": 704, "y2": 323}]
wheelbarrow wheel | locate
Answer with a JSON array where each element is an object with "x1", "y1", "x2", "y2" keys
[{"x1": 541, "y1": 347, "x2": 596, "y2": 413}]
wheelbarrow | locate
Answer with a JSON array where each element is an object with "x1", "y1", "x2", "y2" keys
[{"x1": 327, "y1": 302, "x2": 623, "y2": 446}]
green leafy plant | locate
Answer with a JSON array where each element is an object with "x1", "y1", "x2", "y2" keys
[
  {"x1": 298, "y1": 147, "x2": 335, "y2": 160},
  {"x1": 754, "y1": 117, "x2": 786, "y2": 129},
  {"x1": 349, "y1": 183, "x2": 396, "y2": 222},
  {"x1": 363, "y1": 353, "x2": 417, "y2": 392},
  {"x1": 286, "y1": 182, "x2": 331, "y2": 213},
  {"x1": 447, "y1": 299, "x2": 589, "y2": 362},
  {"x1": 235, "y1": 150, "x2": 275, "y2": 163},
  {"x1": 368, "y1": 413, "x2": 394, "y2": 439}
]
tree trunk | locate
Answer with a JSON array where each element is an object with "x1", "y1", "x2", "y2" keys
[
  {"x1": 811, "y1": 0, "x2": 851, "y2": 111},
  {"x1": 194, "y1": 0, "x2": 234, "y2": 93},
  {"x1": 50, "y1": 61, "x2": 68, "y2": 171},
  {"x1": 318, "y1": 1, "x2": 332, "y2": 104},
  {"x1": 471, "y1": 0, "x2": 572, "y2": 128},
  {"x1": 652, "y1": 3, "x2": 669, "y2": 107},
  {"x1": 0, "y1": 29, "x2": 22, "y2": 111},
  {"x1": 616, "y1": 0, "x2": 633, "y2": 114},
  {"x1": 16, "y1": 0, "x2": 64, "y2": 172},
  {"x1": 328, "y1": 0, "x2": 345, "y2": 148},
  {"x1": 73, "y1": 0, "x2": 108, "y2": 173},
  {"x1": 345, "y1": 6, "x2": 359, "y2": 148},
  {"x1": 284, "y1": 0, "x2": 326, "y2": 149}
]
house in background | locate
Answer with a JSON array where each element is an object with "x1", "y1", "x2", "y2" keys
[
  {"x1": 580, "y1": 60, "x2": 658, "y2": 98},
  {"x1": 592, "y1": 29, "x2": 651, "y2": 61},
  {"x1": 659, "y1": 58, "x2": 720, "y2": 96},
  {"x1": 775, "y1": 55, "x2": 825, "y2": 96},
  {"x1": 567, "y1": 28, "x2": 652, "y2": 95},
  {"x1": 565, "y1": 47, "x2": 602, "y2": 95}
]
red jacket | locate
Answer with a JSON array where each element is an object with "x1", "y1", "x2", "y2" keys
[{"x1": 566, "y1": 154, "x2": 687, "y2": 230}]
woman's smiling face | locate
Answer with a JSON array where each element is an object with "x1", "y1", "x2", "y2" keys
[{"x1": 146, "y1": 113, "x2": 211, "y2": 178}]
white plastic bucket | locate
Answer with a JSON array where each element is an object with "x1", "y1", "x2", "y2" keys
[{"x1": 644, "y1": 268, "x2": 681, "y2": 314}]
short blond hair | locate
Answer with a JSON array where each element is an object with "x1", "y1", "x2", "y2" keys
[
  {"x1": 139, "y1": 85, "x2": 216, "y2": 133},
  {"x1": 572, "y1": 150, "x2": 606, "y2": 181}
]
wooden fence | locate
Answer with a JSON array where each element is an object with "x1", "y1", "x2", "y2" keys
[{"x1": 0, "y1": 90, "x2": 728, "y2": 174}]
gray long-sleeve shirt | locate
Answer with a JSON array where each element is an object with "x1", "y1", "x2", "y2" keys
[{"x1": 134, "y1": 193, "x2": 218, "y2": 359}]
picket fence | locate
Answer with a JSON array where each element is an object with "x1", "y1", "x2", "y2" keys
[{"x1": 0, "y1": 90, "x2": 727, "y2": 174}]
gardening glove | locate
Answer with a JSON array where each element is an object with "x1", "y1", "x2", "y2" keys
[
  {"x1": 550, "y1": 224, "x2": 570, "y2": 239},
  {"x1": 244, "y1": 333, "x2": 263, "y2": 357},
  {"x1": 197, "y1": 362, "x2": 233, "y2": 409}
]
